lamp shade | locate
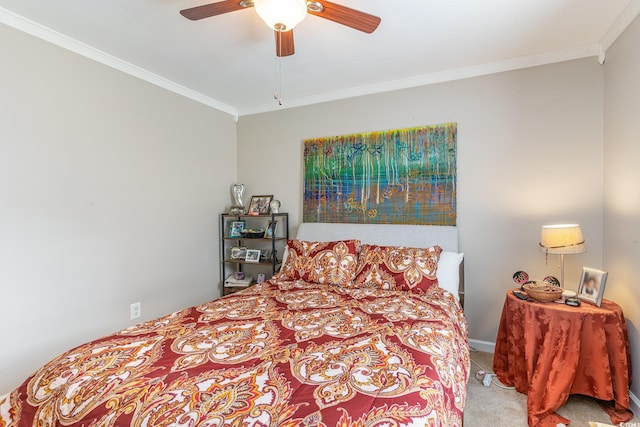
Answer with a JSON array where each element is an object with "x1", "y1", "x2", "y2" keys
[
  {"x1": 539, "y1": 224, "x2": 586, "y2": 254},
  {"x1": 254, "y1": 0, "x2": 307, "y2": 31}
]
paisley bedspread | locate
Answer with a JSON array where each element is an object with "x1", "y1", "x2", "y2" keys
[{"x1": 0, "y1": 278, "x2": 469, "y2": 427}]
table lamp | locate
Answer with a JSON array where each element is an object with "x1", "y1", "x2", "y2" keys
[{"x1": 539, "y1": 224, "x2": 586, "y2": 287}]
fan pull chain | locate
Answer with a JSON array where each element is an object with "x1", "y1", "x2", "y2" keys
[
  {"x1": 274, "y1": 32, "x2": 283, "y2": 106},
  {"x1": 274, "y1": 56, "x2": 282, "y2": 106}
]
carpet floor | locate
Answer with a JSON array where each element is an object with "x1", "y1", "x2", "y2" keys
[{"x1": 465, "y1": 350, "x2": 639, "y2": 426}]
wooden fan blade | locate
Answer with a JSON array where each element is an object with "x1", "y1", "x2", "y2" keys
[
  {"x1": 308, "y1": 0, "x2": 380, "y2": 33},
  {"x1": 180, "y1": 0, "x2": 250, "y2": 21},
  {"x1": 275, "y1": 30, "x2": 295, "y2": 57}
]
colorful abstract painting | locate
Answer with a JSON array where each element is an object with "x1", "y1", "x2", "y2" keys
[{"x1": 303, "y1": 123, "x2": 457, "y2": 225}]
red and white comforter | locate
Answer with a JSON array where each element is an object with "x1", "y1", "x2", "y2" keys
[{"x1": 1, "y1": 278, "x2": 469, "y2": 426}]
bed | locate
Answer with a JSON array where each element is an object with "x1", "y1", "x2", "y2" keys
[{"x1": 0, "y1": 223, "x2": 469, "y2": 427}]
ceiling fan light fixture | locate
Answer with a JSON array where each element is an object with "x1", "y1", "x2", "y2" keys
[
  {"x1": 305, "y1": 1, "x2": 323, "y2": 13},
  {"x1": 254, "y1": 0, "x2": 307, "y2": 31}
]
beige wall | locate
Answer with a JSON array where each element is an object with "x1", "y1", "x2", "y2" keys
[
  {"x1": 237, "y1": 58, "x2": 605, "y2": 347},
  {"x1": 3, "y1": 8, "x2": 638, "y2": 411},
  {"x1": 603, "y1": 15, "x2": 640, "y2": 404},
  {"x1": 0, "y1": 23, "x2": 237, "y2": 392}
]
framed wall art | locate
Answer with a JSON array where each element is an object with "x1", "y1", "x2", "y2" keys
[{"x1": 303, "y1": 123, "x2": 457, "y2": 225}]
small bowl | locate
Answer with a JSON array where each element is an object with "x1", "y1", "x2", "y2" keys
[
  {"x1": 522, "y1": 282, "x2": 564, "y2": 302},
  {"x1": 240, "y1": 229, "x2": 265, "y2": 239}
]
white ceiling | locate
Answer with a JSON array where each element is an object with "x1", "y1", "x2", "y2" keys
[{"x1": 1, "y1": 0, "x2": 639, "y2": 117}]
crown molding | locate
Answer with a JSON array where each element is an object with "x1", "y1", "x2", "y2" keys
[
  {"x1": 600, "y1": 0, "x2": 640, "y2": 53},
  {"x1": 3, "y1": 3, "x2": 636, "y2": 119},
  {"x1": 0, "y1": 6, "x2": 238, "y2": 117},
  {"x1": 237, "y1": 43, "x2": 601, "y2": 116}
]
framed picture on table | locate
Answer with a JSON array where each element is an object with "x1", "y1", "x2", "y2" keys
[
  {"x1": 577, "y1": 267, "x2": 608, "y2": 307},
  {"x1": 248, "y1": 195, "x2": 273, "y2": 215}
]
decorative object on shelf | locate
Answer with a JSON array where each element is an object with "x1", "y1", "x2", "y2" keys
[
  {"x1": 230, "y1": 246, "x2": 247, "y2": 259},
  {"x1": 270, "y1": 199, "x2": 281, "y2": 214},
  {"x1": 230, "y1": 184, "x2": 246, "y2": 215},
  {"x1": 260, "y1": 249, "x2": 271, "y2": 260},
  {"x1": 257, "y1": 273, "x2": 266, "y2": 284},
  {"x1": 234, "y1": 271, "x2": 245, "y2": 280},
  {"x1": 522, "y1": 281, "x2": 564, "y2": 302},
  {"x1": 241, "y1": 228, "x2": 265, "y2": 238},
  {"x1": 245, "y1": 249, "x2": 261, "y2": 263},
  {"x1": 577, "y1": 267, "x2": 608, "y2": 307},
  {"x1": 539, "y1": 224, "x2": 586, "y2": 287},
  {"x1": 248, "y1": 195, "x2": 273, "y2": 215},
  {"x1": 229, "y1": 221, "x2": 246, "y2": 238},
  {"x1": 224, "y1": 274, "x2": 253, "y2": 287},
  {"x1": 265, "y1": 219, "x2": 279, "y2": 238}
]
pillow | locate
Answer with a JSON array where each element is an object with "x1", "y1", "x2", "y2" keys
[
  {"x1": 279, "y1": 239, "x2": 361, "y2": 287},
  {"x1": 353, "y1": 244, "x2": 442, "y2": 292},
  {"x1": 437, "y1": 251, "x2": 464, "y2": 300}
]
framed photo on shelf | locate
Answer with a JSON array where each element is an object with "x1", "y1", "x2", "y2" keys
[
  {"x1": 265, "y1": 219, "x2": 279, "y2": 238},
  {"x1": 230, "y1": 246, "x2": 247, "y2": 260},
  {"x1": 245, "y1": 249, "x2": 261, "y2": 263},
  {"x1": 248, "y1": 195, "x2": 273, "y2": 215},
  {"x1": 577, "y1": 267, "x2": 608, "y2": 307},
  {"x1": 229, "y1": 221, "x2": 245, "y2": 238}
]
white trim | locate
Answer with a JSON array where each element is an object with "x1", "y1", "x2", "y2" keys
[
  {"x1": 0, "y1": 6, "x2": 238, "y2": 117},
  {"x1": 630, "y1": 391, "x2": 640, "y2": 419},
  {"x1": 468, "y1": 339, "x2": 496, "y2": 354},
  {"x1": 3, "y1": 3, "x2": 638, "y2": 118},
  {"x1": 600, "y1": 0, "x2": 640, "y2": 52},
  {"x1": 238, "y1": 43, "x2": 601, "y2": 116}
]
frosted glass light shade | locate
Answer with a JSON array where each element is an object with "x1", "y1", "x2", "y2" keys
[
  {"x1": 540, "y1": 224, "x2": 586, "y2": 254},
  {"x1": 254, "y1": 0, "x2": 307, "y2": 31}
]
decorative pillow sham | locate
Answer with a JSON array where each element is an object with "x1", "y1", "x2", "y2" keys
[
  {"x1": 354, "y1": 244, "x2": 442, "y2": 292},
  {"x1": 279, "y1": 239, "x2": 361, "y2": 287}
]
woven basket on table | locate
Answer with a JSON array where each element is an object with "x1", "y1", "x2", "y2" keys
[{"x1": 522, "y1": 282, "x2": 563, "y2": 302}]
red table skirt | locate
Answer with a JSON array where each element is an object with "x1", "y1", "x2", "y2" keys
[{"x1": 493, "y1": 289, "x2": 633, "y2": 426}]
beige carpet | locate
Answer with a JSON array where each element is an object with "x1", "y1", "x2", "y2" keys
[{"x1": 465, "y1": 350, "x2": 640, "y2": 426}]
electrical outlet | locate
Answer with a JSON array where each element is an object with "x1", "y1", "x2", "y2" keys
[{"x1": 130, "y1": 302, "x2": 141, "y2": 320}]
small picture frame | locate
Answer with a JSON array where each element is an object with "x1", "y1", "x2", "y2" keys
[
  {"x1": 229, "y1": 221, "x2": 245, "y2": 238},
  {"x1": 230, "y1": 246, "x2": 247, "y2": 260},
  {"x1": 577, "y1": 267, "x2": 608, "y2": 307},
  {"x1": 265, "y1": 219, "x2": 279, "y2": 238},
  {"x1": 245, "y1": 249, "x2": 261, "y2": 263},
  {"x1": 257, "y1": 273, "x2": 266, "y2": 284},
  {"x1": 248, "y1": 195, "x2": 273, "y2": 215}
]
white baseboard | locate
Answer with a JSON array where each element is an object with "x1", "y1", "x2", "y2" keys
[
  {"x1": 630, "y1": 391, "x2": 640, "y2": 418},
  {"x1": 469, "y1": 338, "x2": 640, "y2": 417},
  {"x1": 468, "y1": 338, "x2": 495, "y2": 354}
]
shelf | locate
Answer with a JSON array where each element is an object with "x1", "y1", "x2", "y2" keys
[
  {"x1": 219, "y1": 212, "x2": 289, "y2": 297},
  {"x1": 224, "y1": 259, "x2": 281, "y2": 266},
  {"x1": 223, "y1": 237, "x2": 287, "y2": 241}
]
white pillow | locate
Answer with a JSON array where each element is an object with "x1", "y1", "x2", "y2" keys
[{"x1": 437, "y1": 251, "x2": 464, "y2": 300}]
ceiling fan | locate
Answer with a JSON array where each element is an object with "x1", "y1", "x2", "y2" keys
[{"x1": 180, "y1": 0, "x2": 381, "y2": 57}]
